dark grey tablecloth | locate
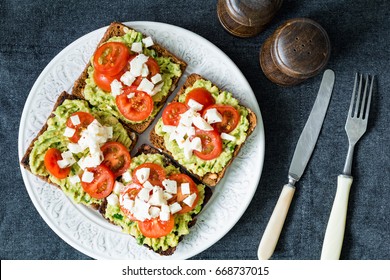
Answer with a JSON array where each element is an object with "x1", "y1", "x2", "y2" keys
[{"x1": 1, "y1": 0, "x2": 389, "y2": 260}]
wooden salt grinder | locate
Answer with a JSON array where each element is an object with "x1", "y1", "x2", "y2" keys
[{"x1": 260, "y1": 18, "x2": 331, "y2": 86}]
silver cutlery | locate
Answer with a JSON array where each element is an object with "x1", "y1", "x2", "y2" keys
[
  {"x1": 321, "y1": 73, "x2": 374, "y2": 260},
  {"x1": 258, "y1": 69, "x2": 335, "y2": 260}
]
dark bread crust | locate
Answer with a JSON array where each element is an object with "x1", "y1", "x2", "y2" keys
[
  {"x1": 20, "y1": 91, "x2": 138, "y2": 210},
  {"x1": 98, "y1": 144, "x2": 213, "y2": 256},
  {"x1": 72, "y1": 22, "x2": 187, "y2": 134},
  {"x1": 149, "y1": 73, "x2": 257, "y2": 187}
]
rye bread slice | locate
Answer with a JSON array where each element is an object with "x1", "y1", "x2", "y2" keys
[
  {"x1": 72, "y1": 22, "x2": 187, "y2": 134},
  {"x1": 149, "y1": 73, "x2": 257, "y2": 187},
  {"x1": 99, "y1": 144, "x2": 213, "y2": 256},
  {"x1": 20, "y1": 91, "x2": 138, "y2": 210}
]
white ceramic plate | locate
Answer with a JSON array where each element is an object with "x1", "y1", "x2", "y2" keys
[{"x1": 18, "y1": 21, "x2": 265, "y2": 259}]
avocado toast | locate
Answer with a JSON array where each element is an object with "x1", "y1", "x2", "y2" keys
[
  {"x1": 99, "y1": 144, "x2": 212, "y2": 255},
  {"x1": 20, "y1": 92, "x2": 137, "y2": 209},
  {"x1": 72, "y1": 22, "x2": 187, "y2": 134},
  {"x1": 150, "y1": 73, "x2": 257, "y2": 187}
]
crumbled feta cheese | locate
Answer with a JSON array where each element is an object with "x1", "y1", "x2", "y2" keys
[
  {"x1": 221, "y1": 132, "x2": 236, "y2": 142},
  {"x1": 183, "y1": 193, "x2": 197, "y2": 207},
  {"x1": 131, "y1": 42, "x2": 143, "y2": 53},
  {"x1": 179, "y1": 109, "x2": 196, "y2": 127},
  {"x1": 137, "y1": 78, "x2": 154, "y2": 95},
  {"x1": 129, "y1": 54, "x2": 149, "y2": 77},
  {"x1": 120, "y1": 71, "x2": 136, "y2": 86},
  {"x1": 151, "y1": 73, "x2": 162, "y2": 84},
  {"x1": 110, "y1": 79, "x2": 123, "y2": 96},
  {"x1": 187, "y1": 99, "x2": 204, "y2": 112},
  {"x1": 122, "y1": 171, "x2": 132, "y2": 182},
  {"x1": 162, "y1": 125, "x2": 176, "y2": 134},
  {"x1": 148, "y1": 187, "x2": 166, "y2": 206},
  {"x1": 70, "y1": 115, "x2": 81, "y2": 126},
  {"x1": 137, "y1": 187, "x2": 151, "y2": 202},
  {"x1": 107, "y1": 193, "x2": 119, "y2": 206},
  {"x1": 161, "y1": 204, "x2": 170, "y2": 214},
  {"x1": 81, "y1": 170, "x2": 94, "y2": 183},
  {"x1": 191, "y1": 137, "x2": 202, "y2": 152},
  {"x1": 162, "y1": 179, "x2": 177, "y2": 194},
  {"x1": 159, "y1": 211, "x2": 170, "y2": 221},
  {"x1": 113, "y1": 181, "x2": 125, "y2": 194},
  {"x1": 141, "y1": 64, "x2": 149, "y2": 77},
  {"x1": 151, "y1": 81, "x2": 164, "y2": 95},
  {"x1": 181, "y1": 183, "x2": 191, "y2": 195},
  {"x1": 136, "y1": 168, "x2": 150, "y2": 184},
  {"x1": 133, "y1": 198, "x2": 151, "y2": 221},
  {"x1": 68, "y1": 143, "x2": 84, "y2": 154},
  {"x1": 169, "y1": 202, "x2": 182, "y2": 214},
  {"x1": 63, "y1": 127, "x2": 76, "y2": 138},
  {"x1": 69, "y1": 175, "x2": 80, "y2": 185},
  {"x1": 121, "y1": 196, "x2": 135, "y2": 212},
  {"x1": 149, "y1": 206, "x2": 161, "y2": 218},
  {"x1": 143, "y1": 180, "x2": 154, "y2": 190},
  {"x1": 127, "y1": 92, "x2": 135, "y2": 99},
  {"x1": 193, "y1": 115, "x2": 214, "y2": 131},
  {"x1": 203, "y1": 108, "x2": 223, "y2": 124},
  {"x1": 163, "y1": 191, "x2": 173, "y2": 201},
  {"x1": 142, "y1": 36, "x2": 154, "y2": 48}
]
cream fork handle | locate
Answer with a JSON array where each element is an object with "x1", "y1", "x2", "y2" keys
[
  {"x1": 258, "y1": 184, "x2": 295, "y2": 260},
  {"x1": 321, "y1": 175, "x2": 353, "y2": 260}
]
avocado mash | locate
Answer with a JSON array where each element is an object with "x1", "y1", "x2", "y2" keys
[
  {"x1": 29, "y1": 99, "x2": 133, "y2": 207},
  {"x1": 155, "y1": 79, "x2": 250, "y2": 177},
  {"x1": 103, "y1": 153, "x2": 206, "y2": 252},
  {"x1": 83, "y1": 29, "x2": 182, "y2": 124}
]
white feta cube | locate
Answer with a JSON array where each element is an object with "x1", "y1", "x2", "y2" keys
[
  {"x1": 142, "y1": 36, "x2": 154, "y2": 48},
  {"x1": 131, "y1": 42, "x2": 143, "y2": 53},
  {"x1": 70, "y1": 115, "x2": 81, "y2": 126},
  {"x1": 63, "y1": 127, "x2": 76, "y2": 138},
  {"x1": 136, "y1": 168, "x2": 150, "y2": 184},
  {"x1": 162, "y1": 179, "x2": 177, "y2": 194},
  {"x1": 183, "y1": 193, "x2": 197, "y2": 207},
  {"x1": 159, "y1": 211, "x2": 170, "y2": 222},
  {"x1": 187, "y1": 99, "x2": 204, "y2": 112},
  {"x1": 181, "y1": 183, "x2": 191, "y2": 195},
  {"x1": 221, "y1": 132, "x2": 236, "y2": 142},
  {"x1": 69, "y1": 175, "x2": 80, "y2": 185},
  {"x1": 169, "y1": 202, "x2": 182, "y2": 214},
  {"x1": 81, "y1": 170, "x2": 94, "y2": 183},
  {"x1": 107, "y1": 193, "x2": 119, "y2": 206},
  {"x1": 120, "y1": 71, "x2": 136, "y2": 86},
  {"x1": 110, "y1": 79, "x2": 123, "y2": 96},
  {"x1": 151, "y1": 73, "x2": 162, "y2": 84},
  {"x1": 193, "y1": 115, "x2": 214, "y2": 131},
  {"x1": 122, "y1": 171, "x2": 132, "y2": 182},
  {"x1": 203, "y1": 108, "x2": 223, "y2": 124},
  {"x1": 137, "y1": 78, "x2": 154, "y2": 95}
]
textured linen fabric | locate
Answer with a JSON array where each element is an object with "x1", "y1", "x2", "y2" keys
[{"x1": 1, "y1": 0, "x2": 389, "y2": 260}]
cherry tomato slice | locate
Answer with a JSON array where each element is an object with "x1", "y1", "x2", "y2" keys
[
  {"x1": 184, "y1": 88, "x2": 215, "y2": 114},
  {"x1": 138, "y1": 215, "x2": 175, "y2": 238},
  {"x1": 81, "y1": 165, "x2": 115, "y2": 199},
  {"x1": 93, "y1": 42, "x2": 130, "y2": 76},
  {"x1": 119, "y1": 183, "x2": 143, "y2": 220},
  {"x1": 93, "y1": 68, "x2": 126, "y2": 92},
  {"x1": 44, "y1": 148, "x2": 70, "y2": 179},
  {"x1": 203, "y1": 105, "x2": 240, "y2": 134},
  {"x1": 168, "y1": 174, "x2": 199, "y2": 214},
  {"x1": 129, "y1": 55, "x2": 160, "y2": 86},
  {"x1": 115, "y1": 87, "x2": 154, "y2": 122},
  {"x1": 132, "y1": 162, "x2": 166, "y2": 187},
  {"x1": 101, "y1": 141, "x2": 131, "y2": 177},
  {"x1": 66, "y1": 112, "x2": 95, "y2": 143},
  {"x1": 162, "y1": 102, "x2": 189, "y2": 126},
  {"x1": 193, "y1": 129, "x2": 223, "y2": 160}
]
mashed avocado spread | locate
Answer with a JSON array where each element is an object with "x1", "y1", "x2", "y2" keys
[
  {"x1": 103, "y1": 153, "x2": 206, "y2": 252},
  {"x1": 29, "y1": 99, "x2": 133, "y2": 207},
  {"x1": 155, "y1": 79, "x2": 250, "y2": 177},
  {"x1": 83, "y1": 29, "x2": 182, "y2": 124}
]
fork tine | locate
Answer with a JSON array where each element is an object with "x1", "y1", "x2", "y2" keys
[
  {"x1": 359, "y1": 74, "x2": 369, "y2": 119},
  {"x1": 353, "y1": 73, "x2": 363, "y2": 117},
  {"x1": 364, "y1": 75, "x2": 374, "y2": 120},
  {"x1": 348, "y1": 73, "x2": 358, "y2": 118}
]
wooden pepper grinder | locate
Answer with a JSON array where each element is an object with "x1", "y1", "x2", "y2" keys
[
  {"x1": 217, "y1": 0, "x2": 283, "y2": 37},
  {"x1": 260, "y1": 18, "x2": 331, "y2": 86}
]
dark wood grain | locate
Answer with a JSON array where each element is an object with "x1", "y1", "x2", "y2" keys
[
  {"x1": 217, "y1": 0, "x2": 283, "y2": 38},
  {"x1": 260, "y1": 18, "x2": 331, "y2": 86}
]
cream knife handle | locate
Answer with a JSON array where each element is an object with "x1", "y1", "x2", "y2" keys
[
  {"x1": 321, "y1": 175, "x2": 353, "y2": 260},
  {"x1": 258, "y1": 184, "x2": 295, "y2": 260}
]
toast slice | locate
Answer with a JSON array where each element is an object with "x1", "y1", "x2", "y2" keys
[
  {"x1": 72, "y1": 22, "x2": 187, "y2": 134},
  {"x1": 150, "y1": 73, "x2": 257, "y2": 187},
  {"x1": 99, "y1": 144, "x2": 212, "y2": 256},
  {"x1": 20, "y1": 91, "x2": 137, "y2": 209}
]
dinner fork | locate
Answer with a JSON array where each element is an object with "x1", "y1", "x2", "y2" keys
[{"x1": 321, "y1": 73, "x2": 374, "y2": 260}]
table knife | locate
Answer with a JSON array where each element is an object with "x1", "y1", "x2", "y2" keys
[{"x1": 257, "y1": 69, "x2": 335, "y2": 260}]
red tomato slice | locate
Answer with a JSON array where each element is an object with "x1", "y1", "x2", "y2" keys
[
  {"x1": 66, "y1": 112, "x2": 95, "y2": 143},
  {"x1": 93, "y1": 68, "x2": 126, "y2": 92},
  {"x1": 138, "y1": 215, "x2": 175, "y2": 238},
  {"x1": 101, "y1": 141, "x2": 131, "y2": 177},
  {"x1": 203, "y1": 105, "x2": 240, "y2": 134},
  {"x1": 119, "y1": 183, "x2": 143, "y2": 220},
  {"x1": 193, "y1": 129, "x2": 223, "y2": 160},
  {"x1": 93, "y1": 42, "x2": 130, "y2": 76},
  {"x1": 168, "y1": 174, "x2": 199, "y2": 214},
  {"x1": 129, "y1": 55, "x2": 160, "y2": 86},
  {"x1": 44, "y1": 148, "x2": 70, "y2": 179},
  {"x1": 162, "y1": 102, "x2": 189, "y2": 126},
  {"x1": 132, "y1": 162, "x2": 166, "y2": 187},
  {"x1": 115, "y1": 87, "x2": 154, "y2": 122},
  {"x1": 185, "y1": 88, "x2": 215, "y2": 114},
  {"x1": 81, "y1": 165, "x2": 115, "y2": 199}
]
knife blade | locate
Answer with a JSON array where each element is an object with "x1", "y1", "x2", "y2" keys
[{"x1": 257, "y1": 69, "x2": 335, "y2": 260}]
